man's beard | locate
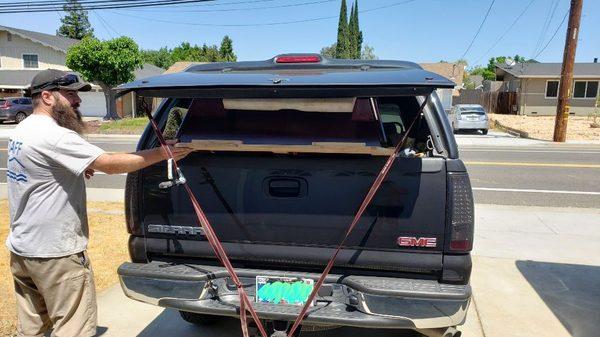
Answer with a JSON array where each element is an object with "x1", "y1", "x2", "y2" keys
[{"x1": 51, "y1": 98, "x2": 86, "y2": 134}]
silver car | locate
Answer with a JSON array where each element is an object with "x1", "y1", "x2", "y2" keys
[
  {"x1": 449, "y1": 104, "x2": 489, "y2": 135},
  {"x1": 0, "y1": 97, "x2": 33, "y2": 123}
]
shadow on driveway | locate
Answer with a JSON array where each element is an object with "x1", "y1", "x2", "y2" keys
[
  {"x1": 516, "y1": 260, "x2": 600, "y2": 337},
  {"x1": 135, "y1": 308, "x2": 420, "y2": 337}
]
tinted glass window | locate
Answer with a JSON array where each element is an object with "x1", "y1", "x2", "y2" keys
[
  {"x1": 546, "y1": 81, "x2": 559, "y2": 98},
  {"x1": 23, "y1": 54, "x2": 38, "y2": 68},
  {"x1": 573, "y1": 81, "x2": 586, "y2": 98},
  {"x1": 460, "y1": 107, "x2": 485, "y2": 115},
  {"x1": 12, "y1": 99, "x2": 19, "y2": 104},
  {"x1": 586, "y1": 81, "x2": 598, "y2": 98}
]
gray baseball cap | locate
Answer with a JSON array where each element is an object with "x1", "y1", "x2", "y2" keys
[{"x1": 30, "y1": 69, "x2": 91, "y2": 95}]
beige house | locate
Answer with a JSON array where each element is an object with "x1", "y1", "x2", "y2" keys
[
  {"x1": 0, "y1": 25, "x2": 163, "y2": 117},
  {"x1": 495, "y1": 62, "x2": 600, "y2": 116},
  {"x1": 0, "y1": 25, "x2": 79, "y2": 97}
]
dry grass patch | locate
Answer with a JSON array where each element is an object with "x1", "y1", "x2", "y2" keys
[
  {"x1": 489, "y1": 114, "x2": 600, "y2": 141},
  {"x1": 0, "y1": 200, "x2": 128, "y2": 337}
]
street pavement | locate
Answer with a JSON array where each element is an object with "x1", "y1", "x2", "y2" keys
[
  {"x1": 2, "y1": 127, "x2": 599, "y2": 208},
  {"x1": 1, "y1": 124, "x2": 599, "y2": 336}
]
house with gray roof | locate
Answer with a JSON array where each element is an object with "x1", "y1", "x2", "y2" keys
[
  {"x1": 0, "y1": 25, "x2": 164, "y2": 117},
  {"x1": 495, "y1": 62, "x2": 600, "y2": 116},
  {"x1": 0, "y1": 25, "x2": 79, "y2": 94}
]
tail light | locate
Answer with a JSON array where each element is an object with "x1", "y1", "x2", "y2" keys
[
  {"x1": 446, "y1": 172, "x2": 474, "y2": 252},
  {"x1": 275, "y1": 55, "x2": 321, "y2": 63},
  {"x1": 0, "y1": 101, "x2": 11, "y2": 109}
]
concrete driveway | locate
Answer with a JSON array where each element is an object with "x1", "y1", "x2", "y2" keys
[{"x1": 95, "y1": 204, "x2": 600, "y2": 337}]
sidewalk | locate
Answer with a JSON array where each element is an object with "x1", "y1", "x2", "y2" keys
[
  {"x1": 95, "y1": 204, "x2": 600, "y2": 337},
  {"x1": 469, "y1": 204, "x2": 600, "y2": 337}
]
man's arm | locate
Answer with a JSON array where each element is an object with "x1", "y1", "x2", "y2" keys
[{"x1": 89, "y1": 146, "x2": 192, "y2": 175}]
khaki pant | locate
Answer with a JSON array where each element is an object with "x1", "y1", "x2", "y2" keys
[{"x1": 10, "y1": 251, "x2": 97, "y2": 337}]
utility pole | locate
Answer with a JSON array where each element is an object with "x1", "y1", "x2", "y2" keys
[{"x1": 553, "y1": 0, "x2": 583, "y2": 142}]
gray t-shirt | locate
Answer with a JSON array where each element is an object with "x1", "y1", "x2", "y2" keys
[{"x1": 6, "y1": 114, "x2": 105, "y2": 258}]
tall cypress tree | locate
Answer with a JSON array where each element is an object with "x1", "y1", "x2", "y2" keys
[
  {"x1": 57, "y1": 0, "x2": 94, "y2": 40},
  {"x1": 348, "y1": 2, "x2": 357, "y2": 59},
  {"x1": 354, "y1": 1, "x2": 363, "y2": 59},
  {"x1": 335, "y1": 0, "x2": 350, "y2": 59}
]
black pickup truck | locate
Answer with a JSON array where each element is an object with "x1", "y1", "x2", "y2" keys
[{"x1": 116, "y1": 54, "x2": 474, "y2": 337}]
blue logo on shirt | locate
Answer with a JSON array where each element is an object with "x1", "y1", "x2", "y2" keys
[{"x1": 7, "y1": 140, "x2": 28, "y2": 183}]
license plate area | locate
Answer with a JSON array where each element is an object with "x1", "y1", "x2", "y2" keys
[{"x1": 255, "y1": 276, "x2": 314, "y2": 306}]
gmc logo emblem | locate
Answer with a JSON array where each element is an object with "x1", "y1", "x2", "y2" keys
[{"x1": 397, "y1": 237, "x2": 437, "y2": 248}]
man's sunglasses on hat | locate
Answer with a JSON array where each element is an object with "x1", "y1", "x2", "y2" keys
[{"x1": 32, "y1": 74, "x2": 80, "y2": 91}]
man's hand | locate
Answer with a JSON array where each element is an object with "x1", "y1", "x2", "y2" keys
[
  {"x1": 163, "y1": 145, "x2": 194, "y2": 162},
  {"x1": 84, "y1": 168, "x2": 94, "y2": 180}
]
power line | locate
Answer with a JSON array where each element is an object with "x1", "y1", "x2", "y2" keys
[
  {"x1": 94, "y1": 11, "x2": 114, "y2": 38},
  {"x1": 96, "y1": 10, "x2": 120, "y2": 37},
  {"x1": 121, "y1": 0, "x2": 336, "y2": 13},
  {"x1": 459, "y1": 0, "x2": 495, "y2": 60},
  {"x1": 107, "y1": 0, "x2": 419, "y2": 27},
  {"x1": 472, "y1": 0, "x2": 536, "y2": 65},
  {"x1": 532, "y1": 0, "x2": 560, "y2": 57},
  {"x1": 0, "y1": 0, "x2": 216, "y2": 14},
  {"x1": 533, "y1": 10, "x2": 569, "y2": 60}
]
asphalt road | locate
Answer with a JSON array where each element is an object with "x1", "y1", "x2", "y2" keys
[{"x1": 2, "y1": 134, "x2": 599, "y2": 208}]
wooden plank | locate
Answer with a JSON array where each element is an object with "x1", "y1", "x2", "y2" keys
[{"x1": 176, "y1": 140, "x2": 394, "y2": 156}]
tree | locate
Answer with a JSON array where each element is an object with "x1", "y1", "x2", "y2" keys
[
  {"x1": 348, "y1": 2, "x2": 358, "y2": 59},
  {"x1": 66, "y1": 37, "x2": 143, "y2": 120},
  {"x1": 57, "y1": 0, "x2": 94, "y2": 40},
  {"x1": 360, "y1": 44, "x2": 377, "y2": 60},
  {"x1": 335, "y1": 0, "x2": 350, "y2": 59},
  {"x1": 142, "y1": 47, "x2": 173, "y2": 69},
  {"x1": 469, "y1": 66, "x2": 496, "y2": 81},
  {"x1": 320, "y1": 43, "x2": 337, "y2": 58},
  {"x1": 350, "y1": 1, "x2": 363, "y2": 59},
  {"x1": 219, "y1": 35, "x2": 237, "y2": 62}
]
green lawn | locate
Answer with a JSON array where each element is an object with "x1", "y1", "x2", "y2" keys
[{"x1": 96, "y1": 117, "x2": 148, "y2": 134}]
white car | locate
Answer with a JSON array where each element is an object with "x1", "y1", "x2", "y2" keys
[{"x1": 449, "y1": 104, "x2": 489, "y2": 135}]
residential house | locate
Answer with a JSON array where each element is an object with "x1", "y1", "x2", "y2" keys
[
  {"x1": 495, "y1": 62, "x2": 600, "y2": 116},
  {"x1": 0, "y1": 25, "x2": 163, "y2": 117},
  {"x1": 0, "y1": 25, "x2": 79, "y2": 96}
]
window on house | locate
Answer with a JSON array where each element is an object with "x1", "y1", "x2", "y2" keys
[
  {"x1": 573, "y1": 81, "x2": 587, "y2": 98},
  {"x1": 23, "y1": 54, "x2": 38, "y2": 68},
  {"x1": 545, "y1": 81, "x2": 559, "y2": 98},
  {"x1": 573, "y1": 81, "x2": 599, "y2": 99},
  {"x1": 587, "y1": 81, "x2": 599, "y2": 98},
  {"x1": 7, "y1": 32, "x2": 12, "y2": 41}
]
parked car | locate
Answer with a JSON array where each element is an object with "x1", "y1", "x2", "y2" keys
[
  {"x1": 0, "y1": 97, "x2": 33, "y2": 123},
  {"x1": 115, "y1": 54, "x2": 474, "y2": 337},
  {"x1": 449, "y1": 104, "x2": 489, "y2": 135}
]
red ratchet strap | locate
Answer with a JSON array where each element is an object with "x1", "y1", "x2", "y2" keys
[
  {"x1": 286, "y1": 95, "x2": 430, "y2": 337},
  {"x1": 144, "y1": 110, "x2": 268, "y2": 337}
]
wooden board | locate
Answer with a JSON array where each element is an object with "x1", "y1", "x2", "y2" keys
[{"x1": 176, "y1": 139, "x2": 395, "y2": 156}]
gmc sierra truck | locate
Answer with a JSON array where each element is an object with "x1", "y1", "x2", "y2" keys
[{"x1": 116, "y1": 54, "x2": 474, "y2": 337}]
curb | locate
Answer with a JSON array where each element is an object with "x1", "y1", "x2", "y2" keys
[{"x1": 489, "y1": 119, "x2": 529, "y2": 138}]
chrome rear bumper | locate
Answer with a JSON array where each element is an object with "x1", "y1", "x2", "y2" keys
[{"x1": 118, "y1": 262, "x2": 470, "y2": 330}]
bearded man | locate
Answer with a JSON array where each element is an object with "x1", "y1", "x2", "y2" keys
[{"x1": 6, "y1": 69, "x2": 193, "y2": 337}]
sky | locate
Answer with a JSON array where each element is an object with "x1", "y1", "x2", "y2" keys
[{"x1": 0, "y1": 0, "x2": 598, "y2": 68}]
